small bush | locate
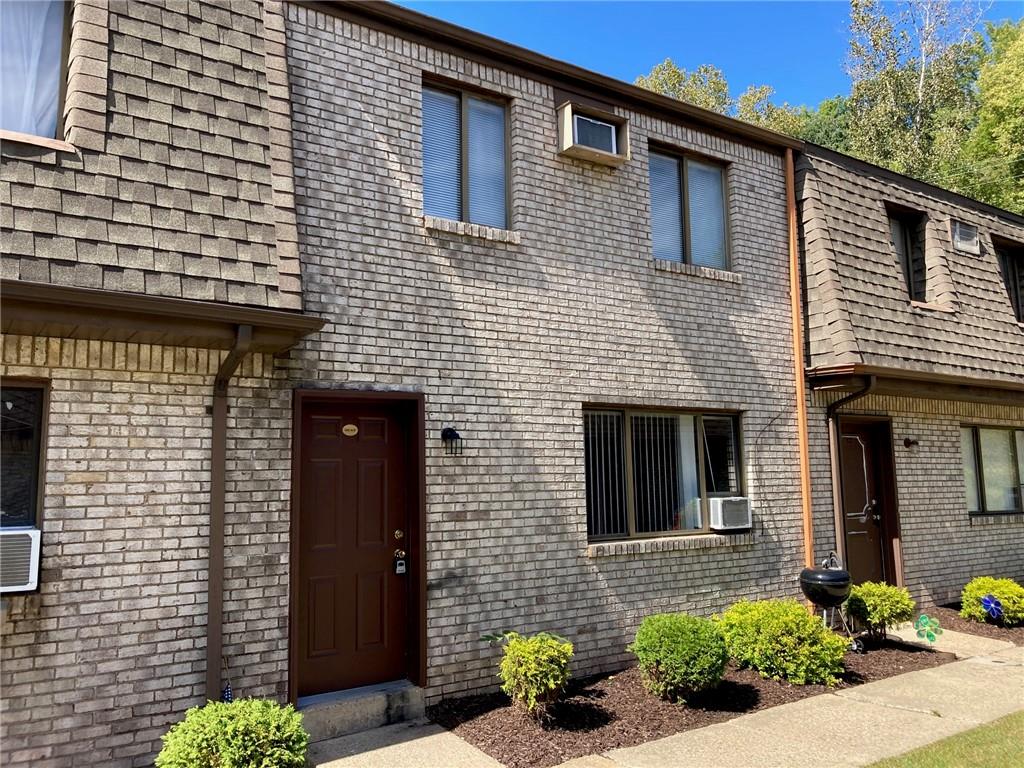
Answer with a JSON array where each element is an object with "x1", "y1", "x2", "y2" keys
[
  {"x1": 716, "y1": 599, "x2": 847, "y2": 685},
  {"x1": 498, "y1": 631, "x2": 573, "y2": 719},
  {"x1": 628, "y1": 613, "x2": 728, "y2": 702},
  {"x1": 156, "y1": 698, "x2": 308, "y2": 768},
  {"x1": 847, "y1": 582, "x2": 916, "y2": 639},
  {"x1": 960, "y1": 577, "x2": 1024, "y2": 626}
]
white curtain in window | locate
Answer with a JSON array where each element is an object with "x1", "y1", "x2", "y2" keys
[{"x1": 0, "y1": 0, "x2": 64, "y2": 138}]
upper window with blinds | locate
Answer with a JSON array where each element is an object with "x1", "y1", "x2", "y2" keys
[
  {"x1": 422, "y1": 84, "x2": 508, "y2": 230},
  {"x1": 0, "y1": 0, "x2": 67, "y2": 140},
  {"x1": 995, "y1": 239, "x2": 1024, "y2": 324},
  {"x1": 649, "y1": 150, "x2": 729, "y2": 270}
]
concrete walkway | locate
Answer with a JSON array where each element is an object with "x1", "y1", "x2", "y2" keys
[{"x1": 310, "y1": 630, "x2": 1023, "y2": 768}]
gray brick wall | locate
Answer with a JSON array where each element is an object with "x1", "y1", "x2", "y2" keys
[
  {"x1": 285, "y1": 5, "x2": 807, "y2": 700},
  {"x1": 0, "y1": 337, "x2": 292, "y2": 767},
  {"x1": 809, "y1": 392, "x2": 1024, "y2": 607},
  {"x1": 0, "y1": 0, "x2": 301, "y2": 308}
]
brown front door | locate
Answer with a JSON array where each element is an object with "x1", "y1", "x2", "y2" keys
[
  {"x1": 297, "y1": 400, "x2": 413, "y2": 696},
  {"x1": 838, "y1": 419, "x2": 899, "y2": 585}
]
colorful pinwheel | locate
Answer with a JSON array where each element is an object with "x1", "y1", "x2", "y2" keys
[
  {"x1": 981, "y1": 594, "x2": 1004, "y2": 622},
  {"x1": 914, "y1": 614, "x2": 943, "y2": 643}
]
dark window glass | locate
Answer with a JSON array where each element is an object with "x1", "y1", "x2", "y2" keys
[
  {"x1": 1, "y1": 386, "x2": 44, "y2": 527},
  {"x1": 996, "y1": 244, "x2": 1024, "y2": 323},
  {"x1": 702, "y1": 415, "x2": 739, "y2": 494},
  {"x1": 887, "y1": 208, "x2": 927, "y2": 301}
]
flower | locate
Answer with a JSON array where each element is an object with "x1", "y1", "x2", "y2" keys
[{"x1": 981, "y1": 594, "x2": 1003, "y2": 622}]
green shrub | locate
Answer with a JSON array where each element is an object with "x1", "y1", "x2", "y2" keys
[
  {"x1": 960, "y1": 577, "x2": 1024, "y2": 626},
  {"x1": 716, "y1": 599, "x2": 847, "y2": 685},
  {"x1": 498, "y1": 631, "x2": 573, "y2": 719},
  {"x1": 628, "y1": 613, "x2": 728, "y2": 702},
  {"x1": 156, "y1": 698, "x2": 308, "y2": 768},
  {"x1": 847, "y1": 582, "x2": 916, "y2": 639}
]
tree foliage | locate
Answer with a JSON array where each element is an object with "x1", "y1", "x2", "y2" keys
[{"x1": 634, "y1": 1, "x2": 1022, "y2": 214}]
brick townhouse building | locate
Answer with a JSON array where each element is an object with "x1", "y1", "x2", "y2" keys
[
  {"x1": 797, "y1": 146, "x2": 1024, "y2": 606},
  {"x1": 1, "y1": 1, "x2": 1020, "y2": 766}
]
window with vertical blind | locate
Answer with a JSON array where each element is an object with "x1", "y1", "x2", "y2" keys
[
  {"x1": 422, "y1": 84, "x2": 508, "y2": 229},
  {"x1": 583, "y1": 409, "x2": 741, "y2": 540},
  {"x1": 648, "y1": 150, "x2": 728, "y2": 269},
  {"x1": 961, "y1": 425, "x2": 1024, "y2": 514}
]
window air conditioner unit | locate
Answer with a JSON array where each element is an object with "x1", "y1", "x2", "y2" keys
[
  {"x1": 950, "y1": 220, "x2": 980, "y2": 254},
  {"x1": 0, "y1": 528, "x2": 41, "y2": 594},
  {"x1": 709, "y1": 498, "x2": 752, "y2": 531},
  {"x1": 556, "y1": 102, "x2": 630, "y2": 167}
]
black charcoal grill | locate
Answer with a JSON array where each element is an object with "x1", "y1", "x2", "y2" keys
[{"x1": 799, "y1": 551, "x2": 863, "y2": 652}]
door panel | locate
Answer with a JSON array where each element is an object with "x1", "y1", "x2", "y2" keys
[
  {"x1": 298, "y1": 402, "x2": 412, "y2": 696},
  {"x1": 839, "y1": 421, "x2": 896, "y2": 585}
]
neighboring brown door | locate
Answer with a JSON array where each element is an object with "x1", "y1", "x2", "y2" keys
[
  {"x1": 297, "y1": 401, "x2": 412, "y2": 696},
  {"x1": 839, "y1": 420, "x2": 895, "y2": 584}
]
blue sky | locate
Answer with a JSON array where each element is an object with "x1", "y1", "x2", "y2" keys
[{"x1": 396, "y1": 1, "x2": 1024, "y2": 109}]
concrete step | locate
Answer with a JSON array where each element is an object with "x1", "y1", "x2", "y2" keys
[{"x1": 299, "y1": 681, "x2": 425, "y2": 744}]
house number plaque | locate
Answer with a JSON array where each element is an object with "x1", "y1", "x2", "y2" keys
[{"x1": 342, "y1": 424, "x2": 359, "y2": 437}]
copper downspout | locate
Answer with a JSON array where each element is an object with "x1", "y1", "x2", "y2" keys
[
  {"x1": 206, "y1": 324, "x2": 253, "y2": 701},
  {"x1": 784, "y1": 148, "x2": 815, "y2": 570},
  {"x1": 825, "y1": 375, "x2": 877, "y2": 566}
]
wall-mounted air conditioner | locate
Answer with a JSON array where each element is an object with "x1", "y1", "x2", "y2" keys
[
  {"x1": 0, "y1": 528, "x2": 41, "y2": 594},
  {"x1": 709, "y1": 498, "x2": 752, "y2": 531},
  {"x1": 557, "y1": 102, "x2": 630, "y2": 167}
]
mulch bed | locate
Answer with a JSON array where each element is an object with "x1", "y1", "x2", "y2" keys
[
  {"x1": 930, "y1": 604, "x2": 1024, "y2": 646},
  {"x1": 428, "y1": 640, "x2": 955, "y2": 768}
]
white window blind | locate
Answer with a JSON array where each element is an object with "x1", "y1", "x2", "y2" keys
[
  {"x1": 687, "y1": 159, "x2": 727, "y2": 269},
  {"x1": 422, "y1": 87, "x2": 462, "y2": 222},
  {"x1": 649, "y1": 152, "x2": 684, "y2": 263},
  {"x1": 0, "y1": 0, "x2": 65, "y2": 138},
  {"x1": 467, "y1": 96, "x2": 506, "y2": 229}
]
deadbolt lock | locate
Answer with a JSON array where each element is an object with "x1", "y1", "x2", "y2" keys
[{"x1": 394, "y1": 529, "x2": 404, "y2": 540}]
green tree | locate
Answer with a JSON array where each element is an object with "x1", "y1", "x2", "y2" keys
[
  {"x1": 963, "y1": 20, "x2": 1024, "y2": 214},
  {"x1": 634, "y1": 60, "x2": 731, "y2": 114},
  {"x1": 634, "y1": 60, "x2": 816, "y2": 137},
  {"x1": 845, "y1": 0, "x2": 984, "y2": 187}
]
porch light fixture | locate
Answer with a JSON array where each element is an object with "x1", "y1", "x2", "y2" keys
[
  {"x1": 903, "y1": 437, "x2": 919, "y2": 449},
  {"x1": 441, "y1": 427, "x2": 463, "y2": 456}
]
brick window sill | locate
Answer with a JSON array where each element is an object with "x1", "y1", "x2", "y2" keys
[
  {"x1": 586, "y1": 531, "x2": 753, "y2": 558},
  {"x1": 969, "y1": 512, "x2": 1023, "y2": 525},
  {"x1": 423, "y1": 215, "x2": 521, "y2": 244},
  {"x1": 653, "y1": 259, "x2": 741, "y2": 284}
]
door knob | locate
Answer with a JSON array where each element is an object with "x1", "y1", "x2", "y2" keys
[{"x1": 394, "y1": 549, "x2": 406, "y2": 559}]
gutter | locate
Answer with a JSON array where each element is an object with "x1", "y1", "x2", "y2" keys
[
  {"x1": 784, "y1": 148, "x2": 815, "y2": 570},
  {"x1": 825, "y1": 375, "x2": 877, "y2": 566},
  {"x1": 305, "y1": 1, "x2": 803, "y2": 153},
  {"x1": 206, "y1": 324, "x2": 253, "y2": 701}
]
